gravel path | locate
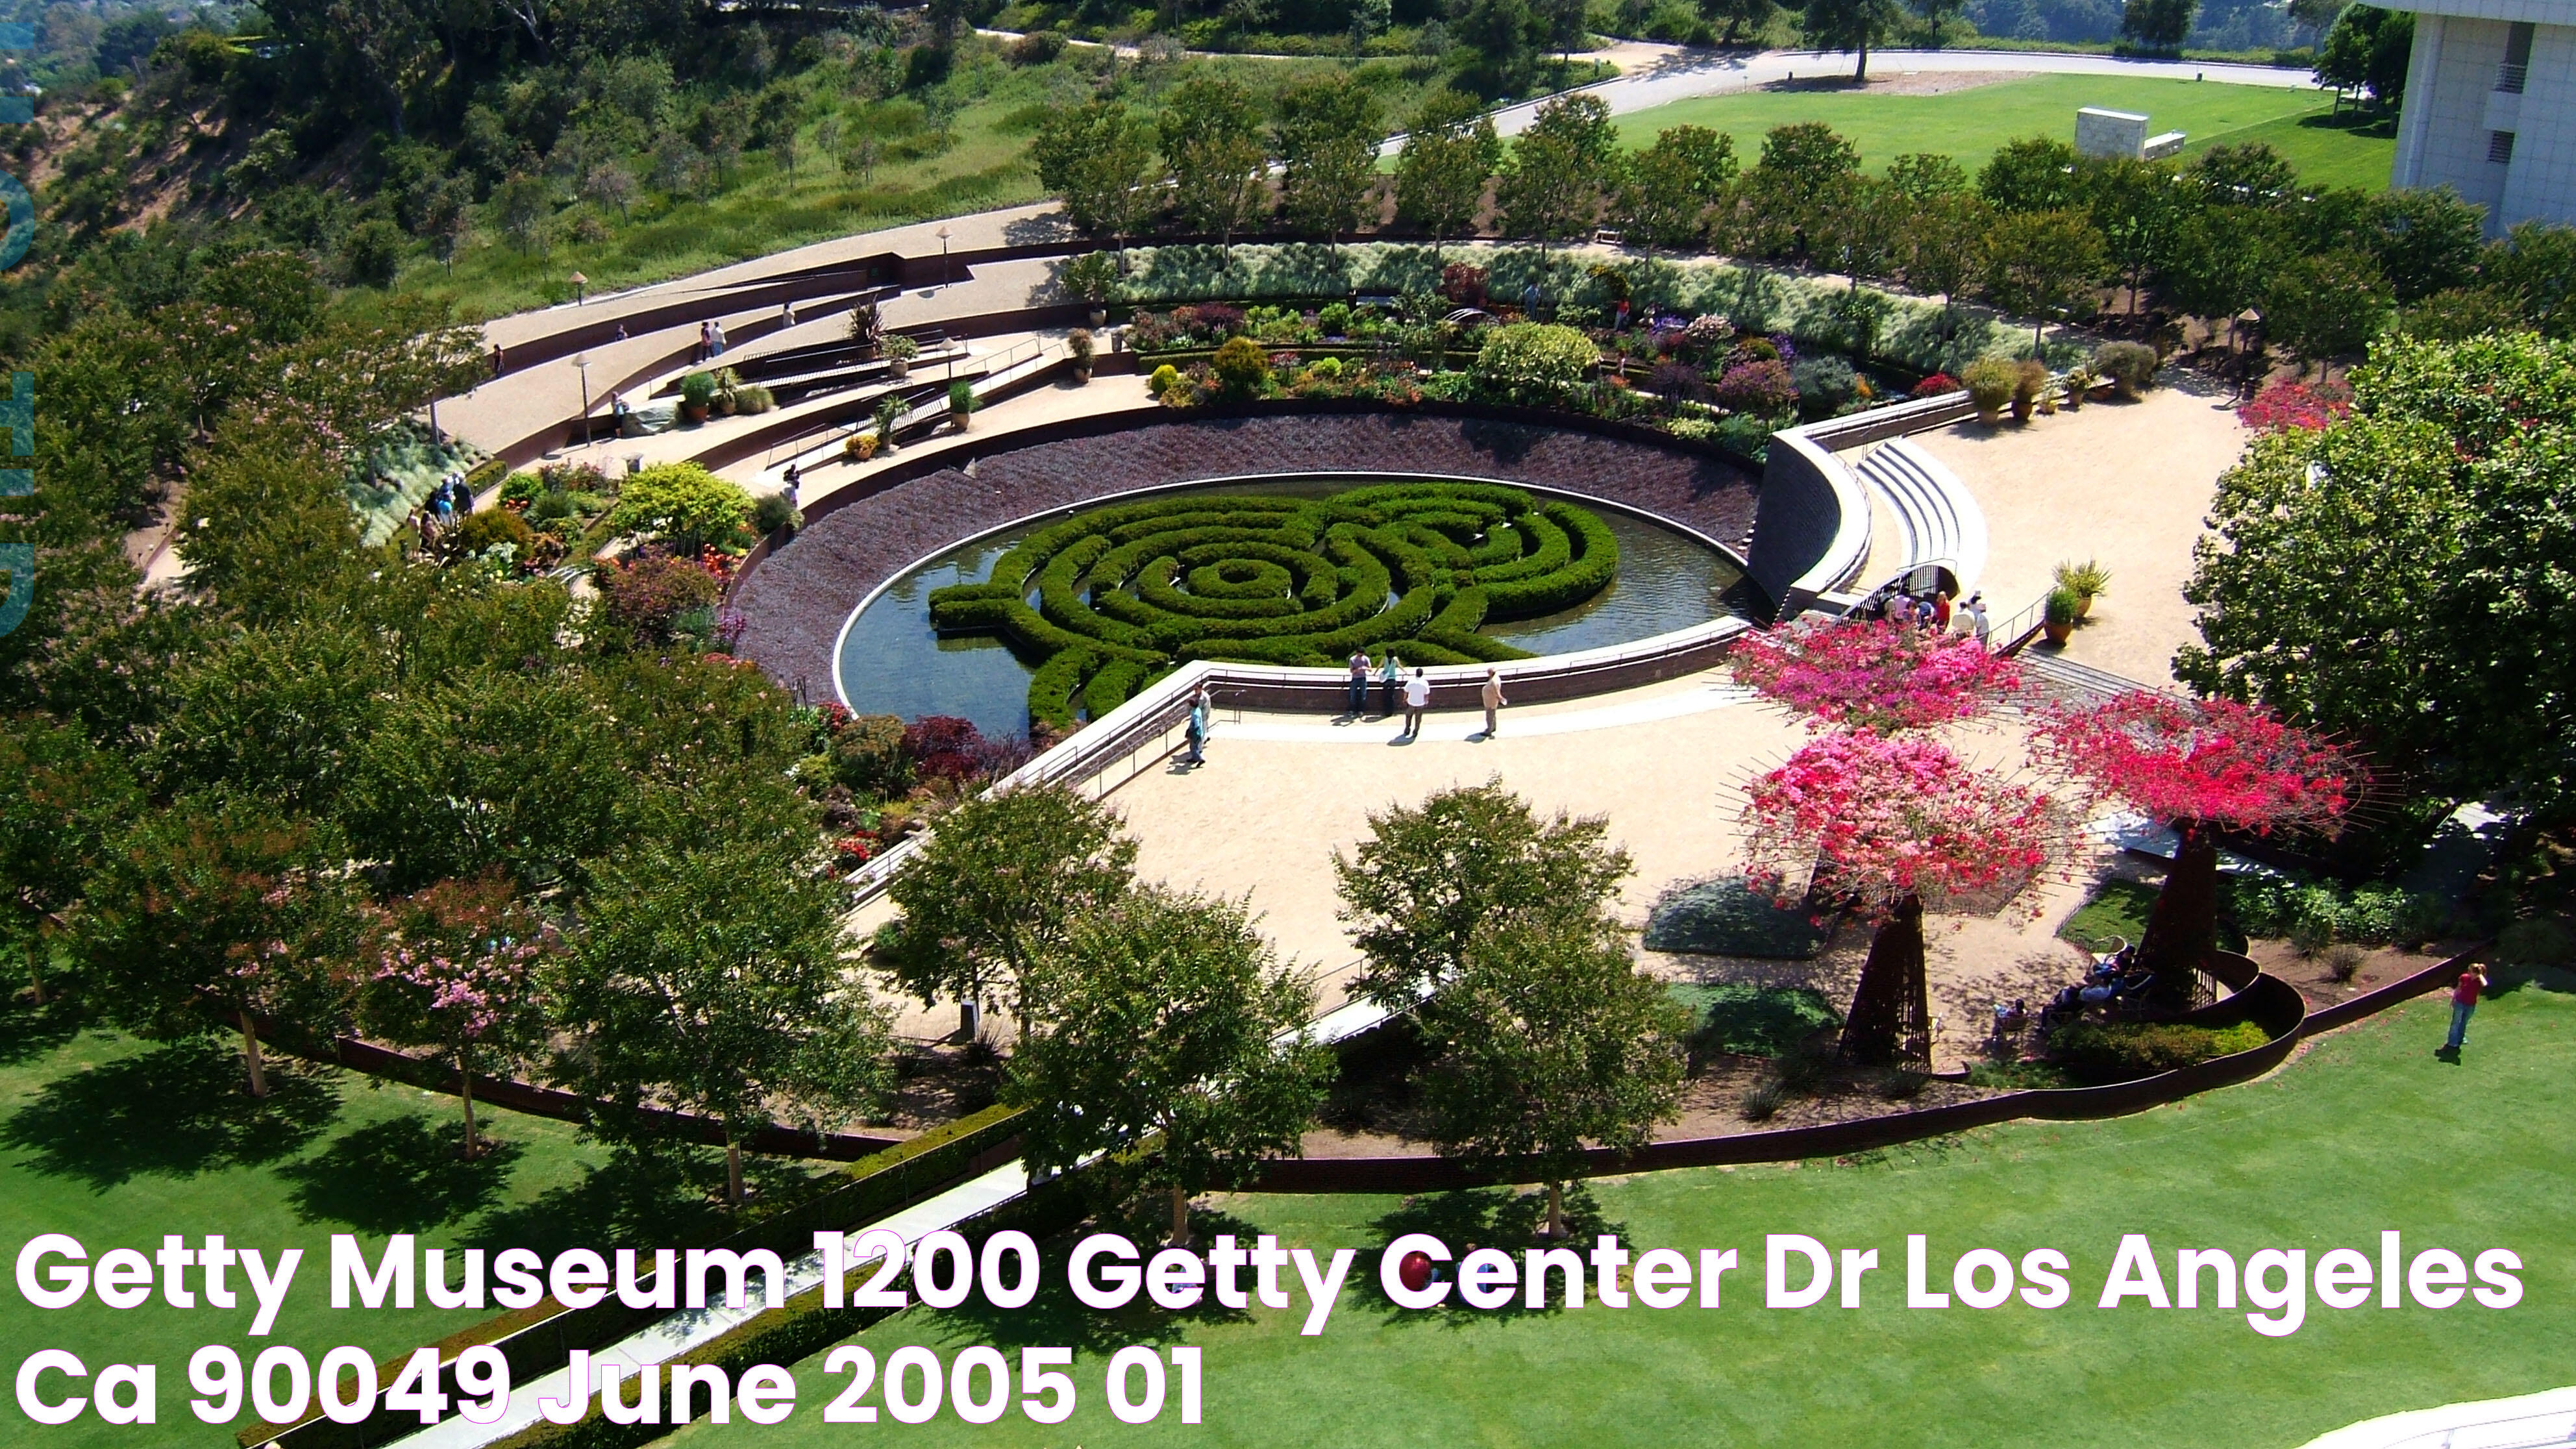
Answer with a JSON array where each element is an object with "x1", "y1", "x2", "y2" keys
[{"x1": 730, "y1": 412, "x2": 1759, "y2": 705}]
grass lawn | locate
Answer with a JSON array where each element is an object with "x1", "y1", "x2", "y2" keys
[
  {"x1": 0, "y1": 998, "x2": 830, "y2": 1449},
  {"x1": 668, "y1": 974, "x2": 2572, "y2": 1449},
  {"x1": 1612, "y1": 73, "x2": 2395, "y2": 191}
]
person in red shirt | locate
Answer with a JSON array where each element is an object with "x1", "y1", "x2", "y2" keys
[{"x1": 2444, "y1": 963, "x2": 2489, "y2": 1052}]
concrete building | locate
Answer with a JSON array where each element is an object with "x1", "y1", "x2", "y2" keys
[{"x1": 2388, "y1": 0, "x2": 2576, "y2": 232}]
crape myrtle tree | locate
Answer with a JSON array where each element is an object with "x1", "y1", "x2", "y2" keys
[
  {"x1": 1496, "y1": 93, "x2": 1622, "y2": 247},
  {"x1": 1394, "y1": 92, "x2": 1503, "y2": 258},
  {"x1": 1333, "y1": 779, "x2": 1631, "y2": 1010},
  {"x1": 1159, "y1": 76, "x2": 1270, "y2": 250},
  {"x1": 74, "y1": 793, "x2": 365, "y2": 1097},
  {"x1": 1415, "y1": 916, "x2": 1688, "y2": 1240},
  {"x1": 360, "y1": 873, "x2": 558, "y2": 1156},
  {"x1": 553, "y1": 833, "x2": 893, "y2": 1204},
  {"x1": 1274, "y1": 73, "x2": 1385, "y2": 247},
  {"x1": 1008, "y1": 887, "x2": 1332, "y2": 1247},
  {"x1": 1741, "y1": 732, "x2": 2070, "y2": 1064},
  {"x1": 2032, "y1": 693, "x2": 2354, "y2": 1002},
  {"x1": 0, "y1": 716, "x2": 140, "y2": 1005},
  {"x1": 880, "y1": 782, "x2": 1139, "y2": 1032},
  {"x1": 2177, "y1": 333, "x2": 2576, "y2": 810}
]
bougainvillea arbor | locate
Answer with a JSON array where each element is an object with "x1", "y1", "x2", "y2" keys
[
  {"x1": 2032, "y1": 691, "x2": 2355, "y2": 1002},
  {"x1": 1741, "y1": 731, "x2": 2070, "y2": 1065},
  {"x1": 1729, "y1": 617, "x2": 2025, "y2": 734}
]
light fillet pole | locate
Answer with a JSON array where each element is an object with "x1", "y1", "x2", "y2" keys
[{"x1": 574, "y1": 352, "x2": 592, "y2": 447}]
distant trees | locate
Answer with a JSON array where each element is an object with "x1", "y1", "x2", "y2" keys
[
  {"x1": 1396, "y1": 91, "x2": 1503, "y2": 253},
  {"x1": 1273, "y1": 73, "x2": 1385, "y2": 245},
  {"x1": 1802, "y1": 0, "x2": 1955, "y2": 80},
  {"x1": 2317, "y1": 4, "x2": 2414, "y2": 108},
  {"x1": 2120, "y1": 0, "x2": 2197, "y2": 51},
  {"x1": 1160, "y1": 76, "x2": 1270, "y2": 247},
  {"x1": 1620, "y1": 125, "x2": 1737, "y2": 250},
  {"x1": 1496, "y1": 93, "x2": 1622, "y2": 244},
  {"x1": 1032, "y1": 100, "x2": 1157, "y2": 239}
]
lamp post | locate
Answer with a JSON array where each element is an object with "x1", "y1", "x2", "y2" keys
[
  {"x1": 571, "y1": 270, "x2": 588, "y2": 305},
  {"x1": 573, "y1": 352, "x2": 592, "y2": 447},
  {"x1": 935, "y1": 225, "x2": 951, "y2": 291}
]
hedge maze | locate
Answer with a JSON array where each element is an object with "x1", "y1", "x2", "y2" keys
[{"x1": 928, "y1": 481, "x2": 1620, "y2": 729}]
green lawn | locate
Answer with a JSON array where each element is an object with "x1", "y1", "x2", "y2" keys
[
  {"x1": 1613, "y1": 73, "x2": 2396, "y2": 191},
  {"x1": 670, "y1": 976, "x2": 2571, "y2": 1449},
  {"x1": 0, "y1": 1000, "x2": 828, "y2": 1448}
]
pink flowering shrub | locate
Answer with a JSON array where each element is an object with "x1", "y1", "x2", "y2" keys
[
  {"x1": 1729, "y1": 617, "x2": 2024, "y2": 732},
  {"x1": 2236, "y1": 378, "x2": 2353, "y2": 433},
  {"x1": 2029, "y1": 691, "x2": 2355, "y2": 832},
  {"x1": 1740, "y1": 730, "x2": 2068, "y2": 922},
  {"x1": 1711, "y1": 358, "x2": 1797, "y2": 417}
]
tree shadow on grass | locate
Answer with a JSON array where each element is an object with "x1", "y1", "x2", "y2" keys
[
  {"x1": 0, "y1": 1037, "x2": 338, "y2": 1190},
  {"x1": 465, "y1": 1144, "x2": 836, "y2": 1257},
  {"x1": 915, "y1": 1203, "x2": 1263, "y2": 1356},
  {"x1": 2486, "y1": 963, "x2": 2575, "y2": 997},
  {"x1": 278, "y1": 1117, "x2": 526, "y2": 1234},
  {"x1": 0, "y1": 991, "x2": 92, "y2": 1068},
  {"x1": 1354, "y1": 1182, "x2": 1628, "y2": 1328}
]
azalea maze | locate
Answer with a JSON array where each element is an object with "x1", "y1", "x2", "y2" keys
[{"x1": 928, "y1": 481, "x2": 1619, "y2": 728}]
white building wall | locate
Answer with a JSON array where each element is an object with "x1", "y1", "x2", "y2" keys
[
  {"x1": 2499, "y1": 23, "x2": 2576, "y2": 226},
  {"x1": 2389, "y1": 0, "x2": 2576, "y2": 230}
]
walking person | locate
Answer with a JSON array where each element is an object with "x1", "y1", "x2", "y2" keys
[
  {"x1": 1480, "y1": 667, "x2": 1507, "y2": 739},
  {"x1": 2444, "y1": 961, "x2": 2490, "y2": 1052},
  {"x1": 1402, "y1": 668, "x2": 1430, "y2": 738},
  {"x1": 1378, "y1": 651, "x2": 1402, "y2": 718},
  {"x1": 781, "y1": 462, "x2": 802, "y2": 511},
  {"x1": 1346, "y1": 649, "x2": 1370, "y2": 718},
  {"x1": 696, "y1": 321, "x2": 712, "y2": 364},
  {"x1": 782, "y1": 300, "x2": 798, "y2": 328},
  {"x1": 1964, "y1": 591, "x2": 1990, "y2": 647},
  {"x1": 711, "y1": 319, "x2": 728, "y2": 356},
  {"x1": 1179, "y1": 684, "x2": 1212, "y2": 767}
]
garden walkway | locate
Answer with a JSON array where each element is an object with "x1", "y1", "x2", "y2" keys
[{"x1": 1906, "y1": 380, "x2": 2248, "y2": 684}]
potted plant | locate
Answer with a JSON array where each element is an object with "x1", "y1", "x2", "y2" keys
[
  {"x1": 845, "y1": 430, "x2": 880, "y2": 462},
  {"x1": 2043, "y1": 585, "x2": 2081, "y2": 645},
  {"x1": 948, "y1": 378, "x2": 976, "y2": 430},
  {"x1": 873, "y1": 393, "x2": 911, "y2": 449},
  {"x1": 2060, "y1": 365, "x2": 2095, "y2": 410},
  {"x1": 882, "y1": 333, "x2": 919, "y2": 379},
  {"x1": 712, "y1": 366, "x2": 745, "y2": 417},
  {"x1": 1962, "y1": 357, "x2": 2016, "y2": 425},
  {"x1": 2093, "y1": 340, "x2": 2157, "y2": 399},
  {"x1": 2053, "y1": 558, "x2": 2110, "y2": 618},
  {"x1": 1063, "y1": 252, "x2": 1119, "y2": 328},
  {"x1": 1066, "y1": 327, "x2": 1095, "y2": 384},
  {"x1": 678, "y1": 370, "x2": 716, "y2": 423},
  {"x1": 2010, "y1": 359, "x2": 2050, "y2": 423}
]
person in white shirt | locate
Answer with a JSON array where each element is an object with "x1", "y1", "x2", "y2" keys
[
  {"x1": 1402, "y1": 669, "x2": 1431, "y2": 737},
  {"x1": 1480, "y1": 667, "x2": 1507, "y2": 739},
  {"x1": 1964, "y1": 591, "x2": 1990, "y2": 647}
]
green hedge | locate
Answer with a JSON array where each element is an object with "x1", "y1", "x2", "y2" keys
[
  {"x1": 930, "y1": 482, "x2": 1619, "y2": 728},
  {"x1": 2048, "y1": 1020, "x2": 2270, "y2": 1078}
]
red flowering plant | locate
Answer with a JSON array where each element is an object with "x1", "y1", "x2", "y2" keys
[
  {"x1": 2236, "y1": 378, "x2": 2353, "y2": 433},
  {"x1": 359, "y1": 873, "x2": 559, "y2": 1156},
  {"x1": 1911, "y1": 372, "x2": 1963, "y2": 398},
  {"x1": 1729, "y1": 617, "x2": 2024, "y2": 734},
  {"x1": 902, "y1": 715, "x2": 988, "y2": 783},
  {"x1": 1741, "y1": 730, "x2": 2075, "y2": 1063},
  {"x1": 2031, "y1": 691, "x2": 2355, "y2": 999}
]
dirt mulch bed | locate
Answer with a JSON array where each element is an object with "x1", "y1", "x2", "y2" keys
[{"x1": 2244, "y1": 939, "x2": 2470, "y2": 1013}]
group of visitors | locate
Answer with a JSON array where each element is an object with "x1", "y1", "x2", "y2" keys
[
  {"x1": 694, "y1": 319, "x2": 730, "y2": 364},
  {"x1": 1873, "y1": 586, "x2": 1990, "y2": 646},
  {"x1": 414, "y1": 471, "x2": 477, "y2": 553},
  {"x1": 1341, "y1": 651, "x2": 1511, "y2": 741}
]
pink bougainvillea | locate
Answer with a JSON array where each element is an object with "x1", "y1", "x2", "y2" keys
[
  {"x1": 2029, "y1": 691, "x2": 2355, "y2": 832},
  {"x1": 1729, "y1": 617, "x2": 2024, "y2": 733},
  {"x1": 1739, "y1": 730, "x2": 2069, "y2": 922},
  {"x1": 2236, "y1": 378, "x2": 2353, "y2": 434}
]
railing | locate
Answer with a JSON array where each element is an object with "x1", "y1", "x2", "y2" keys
[{"x1": 756, "y1": 332, "x2": 1057, "y2": 471}]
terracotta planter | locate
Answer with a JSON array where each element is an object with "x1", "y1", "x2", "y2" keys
[
  {"x1": 1072, "y1": 366, "x2": 1093, "y2": 384},
  {"x1": 887, "y1": 356, "x2": 910, "y2": 380},
  {"x1": 680, "y1": 401, "x2": 710, "y2": 423},
  {"x1": 2073, "y1": 595, "x2": 2095, "y2": 619},
  {"x1": 1088, "y1": 306, "x2": 1109, "y2": 327},
  {"x1": 2043, "y1": 620, "x2": 2074, "y2": 645}
]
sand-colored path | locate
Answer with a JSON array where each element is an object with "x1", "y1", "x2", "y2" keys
[{"x1": 1909, "y1": 381, "x2": 2249, "y2": 684}]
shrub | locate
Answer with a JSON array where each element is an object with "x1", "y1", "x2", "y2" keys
[
  {"x1": 1210, "y1": 336, "x2": 1270, "y2": 398},
  {"x1": 752, "y1": 492, "x2": 802, "y2": 536},
  {"x1": 606, "y1": 462, "x2": 752, "y2": 554},
  {"x1": 1061, "y1": 251, "x2": 1121, "y2": 304},
  {"x1": 832, "y1": 713, "x2": 914, "y2": 797},
  {"x1": 1709, "y1": 357, "x2": 1795, "y2": 416},
  {"x1": 901, "y1": 715, "x2": 987, "y2": 782},
  {"x1": 598, "y1": 552, "x2": 722, "y2": 641},
  {"x1": 2092, "y1": 340, "x2": 2158, "y2": 397},
  {"x1": 498, "y1": 471, "x2": 543, "y2": 506},
  {"x1": 1962, "y1": 356, "x2": 2019, "y2": 415},
  {"x1": 1646, "y1": 360, "x2": 1709, "y2": 405},
  {"x1": 1912, "y1": 372, "x2": 1963, "y2": 397},
  {"x1": 2044, "y1": 585, "x2": 2082, "y2": 626},
  {"x1": 1789, "y1": 356, "x2": 1857, "y2": 418},
  {"x1": 1150, "y1": 363, "x2": 1182, "y2": 394},
  {"x1": 882, "y1": 333, "x2": 921, "y2": 362},
  {"x1": 1470, "y1": 323, "x2": 1598, "y2": 407},
  {"x1": 1722, "y1": 337, "x2": 1779, "y2": 367},
  {"x1": 2497, "y1": 917, "x2": 2573, "y2": 967},
  {"x1": 679, "y1": 371, "x2": 717, "y2": 408},
  {"x1": 2224, "y1": 874, "x2": 2449, "y2": 948},
  {"x1": 2048, "y1": 1019, "x2": 2268, "y2": 1076},
  {"x1": 1317, "y1": 301, "x2": 1352, "y2": 336},
  {"x1": 1008, "y1": 30, "x2": 1065, "y2": 64},
  {"x1": 2012, "y1": 358, "x2": 2051, "y2": 412},
  {"x1": 1439, "y1": 262, "x2": 1488, "y2": 306},
  {"x1": 1682, "y1": 313, "x2": 1735, "y2": 355},
  {"x1": 1065, "y1": 327, "x2": 1095, "y2": 365},
  {"x1": 2053, "y1": 558, "x2": 2111, "y2": 601},
  {"x1": 2322, "y1": 942, "x2": 2368, "y2": 983},
  {"x1": 948, "y1": 378, "x2": 977, "y2": 420},
  {"x1": 2237, "y1": 378, "x2": 2353, "y2": 432},
  {"x1": 456, "y1": 507, "x2": 536, "y2": 559}
]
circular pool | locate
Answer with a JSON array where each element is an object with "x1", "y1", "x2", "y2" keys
[{"x1": 834, "y1": 475, "x2": 1748, "y2": 737}]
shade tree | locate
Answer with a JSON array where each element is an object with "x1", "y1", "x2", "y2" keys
[
  {"x1": 1496, "y1": 93, "x2": 1623, "y2": 247},
  {"x1": 1620, "y1": 126, "x2": 1738, "y2": 251},
  {"x1": 1034, "y1": 100, "x2": 1160, "y2": 241},
  {"x1": 1007, "y1": 887, "x2": 1332, "y2": 1246},
  {"x1": 1395, "y1": 92, "x2": 1503, "y2": 255},
  {"x1": 1159, "y1": 76, "x2": 1270, "y2": 249},
  {"x1": 1274, "y1": 73, "x2": 1386, "y2": 246},
  {"x1": 360, "y1": 873, "x2": 558, "y2": 1154},
  {"x1": 1333, "y1": 779, "x2": 1631, "y2": 1011},
  {"x1": 0, "y1": 715, "x2": 141, "y2": 1005},
  {"x1": 2032, "y1": 692, "x2": 2354, "y2": 1000}
]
